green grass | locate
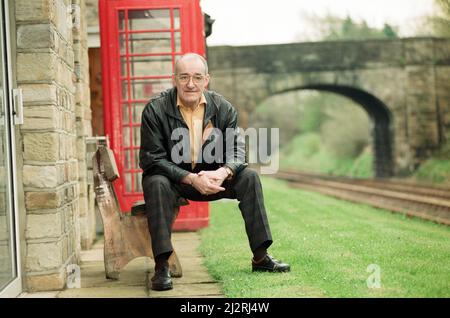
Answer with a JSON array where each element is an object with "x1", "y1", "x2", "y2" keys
[
  {"x1": 280, "y1": 133, "x2": 374, "y2": 178},
  {"x1": 413, "y1": 158, "x2": 450, "y2": 184},
  {"x1": 198, "y1": 177, "x2": 450, "y2": 298}
]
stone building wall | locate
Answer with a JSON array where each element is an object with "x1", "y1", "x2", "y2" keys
[
  {"x1": 14, "y1": 0, "x2": 93, "y2": 292},
  {"x1": 72, "y1": 0, "x2": 96, "y2": 250},
  {"x1": 85, "y1": 0, "x2": 99, "y2": 29}
]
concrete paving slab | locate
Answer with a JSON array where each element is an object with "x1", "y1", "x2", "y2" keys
[
  {"x1": 57, "y1": 286, "x2": 148, "y2": 298},
  {"x1": 80, "y1": 249, "x2": 104, "y2": 262},
  {"x1": 80, "y1": 258, "x2": 152, "y2": 288},
  {"x1": 18, "y1": 291, "x2": 59, "y2": 298},
  {"x1": 174, "y1": 272, "x2": 217, "y2": 285},
  {"x1": 21, "y1": 232, "x2": 224, "y2": 298},
  {"x1": 148, "y1": 282, "x2": 223, "y2": 298}
]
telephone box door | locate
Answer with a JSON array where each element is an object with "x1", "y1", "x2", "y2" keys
[{"x1": 99, "y1": 0, "x2": 209, "y2": 230}]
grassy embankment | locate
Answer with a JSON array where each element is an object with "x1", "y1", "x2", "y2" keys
[{"x1": 199, "y1": 177, "x2": 450, "y2": 298}]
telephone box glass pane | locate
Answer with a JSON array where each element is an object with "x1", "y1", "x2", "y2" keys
[
  {"x1": 122, "y1": 79, "x2": 173, "y2": 101},
  {"x1": 122, "y1": 104, "x2": 129, "y2": 124},
  {"x1": 122, "y1": 103, "x2": 146, "y2": 124},
  {"x1": 174, "y1": 32, "x2": 181, "y2": 53},
  {"x1": 118, "y1": 11, "x2": 125, "y2": 31},
  {"x1": 128, "y1": 56, "x2": 172, "y2": 77},
  {"x1": 132, "y1": 103, "x2": 146, "y2": 123},
  {"x1": 124, "y1": 150, "x2": 131, "y2": 169},
  {"x1": 122, "y1": 127, "x2": 130, "y2": 147},
  {"x1": 128, "y1": 9, "x2": 171, "y2": 30},
  {"x1": 134, "y1": 172, "x2": 142, "y2": 192},
  {"x1": 124, "y1": 173, "x2": 132, "y2": 192},
  {"x1": 133, "y1": 126, "x2": 140, "y2": 146},
  {"x1": 119, "y1": 34, "x2": 126, "y2": 54},
  {"x1": 120, "y1": 57, "x2": 127, "y2": 77},
  {"x1": 173, "y1": 9, "x2": 180, "y2": 29},
  {"x1": 134, "y1": 151, "x2": 140, "y2": 170},
  {"x1": 128, "y1": 32, "x2": 172, "y2": 54}
]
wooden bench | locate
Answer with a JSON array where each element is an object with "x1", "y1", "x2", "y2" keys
[{"x1": 92, "y1": 145, "x2": 182, "y2": 280}]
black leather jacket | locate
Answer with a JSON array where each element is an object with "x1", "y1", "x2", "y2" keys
[{"x1": 139, "y1": 87, "x2": 248, "y2": 183}]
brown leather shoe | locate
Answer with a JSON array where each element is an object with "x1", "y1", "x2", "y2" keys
[
  {"x1": 252, "y1": 254, "x2": 290, "y2": 273},
  {"x1": 150, "y1": 266, "x2": 173, "y2": 291}
]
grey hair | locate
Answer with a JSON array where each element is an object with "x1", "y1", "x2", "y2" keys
[{"x1": 174, "y1": 53, "x2": 209, "y2": 75}]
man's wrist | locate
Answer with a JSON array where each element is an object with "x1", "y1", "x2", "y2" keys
[
  {"x1": 221, "y1": 166, "x2": 233, "y2": 180},
  {"x1": 189, "y1": 173, "x2": 198, "y2": 185},
  {"x1": 218, "y1": 167, "x2": 228, "y2": 179},
  {"x1": 183, "y1": 173, "x2": 198, "y2": 185}
]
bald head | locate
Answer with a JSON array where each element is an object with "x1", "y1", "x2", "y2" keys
[
  {"x1": 173, "y1": 52, "x2": 210, "y2": 108},
  {"x1": 175, "y1": 53, "x2": 209, "y2": 75}
]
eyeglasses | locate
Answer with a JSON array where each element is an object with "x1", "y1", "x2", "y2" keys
[{"x1": 176, "y1": 74, "x2": 206, "y2": 84}]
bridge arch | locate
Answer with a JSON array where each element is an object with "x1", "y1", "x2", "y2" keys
[{"x1": 264, "y1": 85, "x2": 394, "y2": 177}]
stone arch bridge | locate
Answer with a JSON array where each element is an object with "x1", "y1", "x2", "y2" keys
[{"x1": 207, "y1": 38, "x2": 450, "y2": 177}]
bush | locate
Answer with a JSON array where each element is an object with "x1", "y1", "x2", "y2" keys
[{"x1": 414, "y1": 159, "x2": 450, "y2": 184}]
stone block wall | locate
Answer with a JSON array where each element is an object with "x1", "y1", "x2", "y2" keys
[
  {"x1": 402, "y1": 39, "x2": 450, "y2": 166},
  {"x1": 72, "y1": 0, "x2": 95, "y2": 250},
  {"x1": 404, "y1": 65, "x2": 439, "y2": 166},
  {"x1": 436, "y1": 66, "x2": 450, "y2": 143},
  {"x1": 434, "y1": 40, "x2": 450, "y2": 145},
  {"x1": 15, "y1": 0, "x2": 92, "y2": 292}
]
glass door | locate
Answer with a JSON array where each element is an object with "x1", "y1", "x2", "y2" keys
[{"x1": 0, "y1": 0, "x2": 21, "y2": 298}]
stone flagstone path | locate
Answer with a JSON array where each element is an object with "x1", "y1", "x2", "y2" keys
[{"x1": 19, "y1": 232, "x2": 224, "y2": 298}]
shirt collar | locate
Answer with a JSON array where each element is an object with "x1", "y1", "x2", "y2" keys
[{"x1": 177, "y1": 93, "x2": 207, "y2": 111}]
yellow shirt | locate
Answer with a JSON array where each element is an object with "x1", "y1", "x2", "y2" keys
[{"x1": 177, "y1": 93, "x2": 207, "y2": 169}]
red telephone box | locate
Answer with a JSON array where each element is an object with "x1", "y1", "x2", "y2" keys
[{"x1": 99, "y1": 0, "x2": 209, "y2": 230}]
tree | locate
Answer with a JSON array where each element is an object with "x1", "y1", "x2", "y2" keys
[
  {"x1": 382, "y1": 24, "x2": 398, "y2": 38},
  {"x1": 296, "y1": 14, "x2": 398, "y2": 41},
  {"x1": 324, "y1": 15, "x2": 398, "y2": 40},
  {"x1": 427, "y1": 0, "x2": 450, "y2": 36}
]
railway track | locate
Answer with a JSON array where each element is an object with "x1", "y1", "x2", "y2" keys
[{"x1": 273, "y1": 169, "x2": 450, "y2": 226}]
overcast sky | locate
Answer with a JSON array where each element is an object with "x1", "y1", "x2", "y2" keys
[{"x1": 200, "y1": 0, "x2": 436, "y2": 46}]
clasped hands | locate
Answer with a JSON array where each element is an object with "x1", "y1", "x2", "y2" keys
[{"x1": 183, "y1": 167, "x2": 229, "y2": 196}]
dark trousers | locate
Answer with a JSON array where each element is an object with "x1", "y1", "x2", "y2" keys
[{"x1": 142, "y1": 168, "x2": 273, "y2": 258}]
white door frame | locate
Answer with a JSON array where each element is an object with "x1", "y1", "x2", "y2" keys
[{"x1": 0, "y1": 0, "x2": 22, "y2": 298}]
